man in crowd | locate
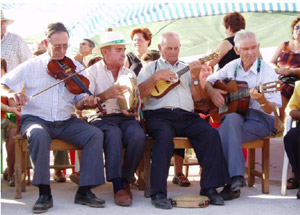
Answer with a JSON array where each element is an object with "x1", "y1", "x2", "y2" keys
[
  {"x1": 78, "y1": 31, "x2": 146, "y2": 207},
  {"x1": 1, "y1": 22, "x2": 106, "y2": 214},
  {"x1": 205, "y1": 30, "x2": 281, "y2": 200},
  {"x1": 137, "y1": 32, "x2": 230, "y2": 209}
]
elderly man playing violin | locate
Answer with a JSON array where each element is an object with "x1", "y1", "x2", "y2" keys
[
  {"x1": 1, "y1": 22, "x2": 106, "y2": 214},
  {"x1": 76, "y1": 31, "x2": 146, "y2": 207}
]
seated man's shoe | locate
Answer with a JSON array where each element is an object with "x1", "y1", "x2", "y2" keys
[
  {"x1": 123, "y1": 182, "x2": 132, "y2": 200},
  {"x1": 151, "y1": 193, "x2": 172, "y2": 209},
  {"x1": 231, "y1": 176, "x2": 246, "y2": 192},
  {"x1": 219, "y1": 185, "x2": 240, "y2": 201},
  {"x1": 70, "y1": 172, "x2": 80, "y2": 185},
  {"x1": 53, "y1": 170, "x2": 66, "y2": 183},
  {"x1": 32, "y1": 194, "x2": 53, "y2": 214},
  {"x1": 200, "y1": 188, "x2": 224, "y2": 206},
  {"x1": 75, "y1": 190, "x2": 105, "y2": 208},
  {"x1": 114, "y1": 189, "x2": 132, "y2": 206},
  {"x1": 297, "y1": 188, "x2": 300, "y2": 200}
]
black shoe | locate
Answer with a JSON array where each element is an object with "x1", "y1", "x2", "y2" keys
[
  {"x1": 200, "y1": 188, "x2": 224, "y2": 205},
  {"x1": 231, "y1": 176, "x2": 245, "y2": 191},
  {"x1": 219, "y1": 185, "x2": 240, "y2": 201},
  {"x1": 151, "y1": 193, "x2": 172, "y2": 209},
  {"x1": 297, "y1": 188, "x2": 300, "y2": 200},
  {"x1": 75, "y1": 190, "x2": 105, "y2": 208},
  {"x1": 32, "y1": 195, "x2": 53, "y2": 214}
]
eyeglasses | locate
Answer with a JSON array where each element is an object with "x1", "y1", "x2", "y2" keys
[
  {"x1": 294, "y1": 25, "x2": 300, "y2": 31},
  {"x1": 49, "y1": 41, "x2": 69, "y2": 51}
]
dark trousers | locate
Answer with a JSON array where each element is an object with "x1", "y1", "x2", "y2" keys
[
  {"x1": 144, "y1": 109, "x2": 230, "y2": 196},
  {"x1": 20, "y1": 115, "x2": 105, "y2": 187},
  {"x1": 90, "y1": 114, "x2": 146, "y2": 183},
  {"x1": 284, "y1": 122, "x2": 300, "y2": 180}
]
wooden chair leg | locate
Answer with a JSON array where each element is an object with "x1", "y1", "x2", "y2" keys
[
  {"x1": 185, "y1": 165, "x2": 189, "y2": 177},
  {"x1": 144, "y1": 141, "x2": 152, "y2": 198},
  {"x1": 14, "y1": 139, "x2": 22, "y2": 199},
  {"x1": 247, "y1": 148, "x2": 255, "y2": 187},
  {"x1": 262, "y1": 139, "x2": 270, "y2": 194}
]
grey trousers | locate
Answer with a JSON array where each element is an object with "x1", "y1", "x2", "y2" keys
[
  {"x1": 91, "y1": 114, "x2": 146, "y2": 183},
  {"x1": 217, "y1": 109, "x2": 274, "y2": 178},
  {"x1": 20, "y1": 115, "x2": 105, "y2": 187}
]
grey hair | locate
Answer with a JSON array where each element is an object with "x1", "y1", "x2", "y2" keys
[
  {"x1": 234, "y1": 30, "x2": 258, "y2": 50},
  {"x1": 159, "y1": 32, "x2": 180, "y2": 45}
]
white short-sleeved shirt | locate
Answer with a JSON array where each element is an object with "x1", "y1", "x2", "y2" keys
[
  {"x1": 1, "y1": 53, "x2": 85, "y2": 121},
  {"x1": 206, "y1": 58, "x2": 282, "y2": 115},
  {"x1": 137, "y1": 57, "x2": 194, "y2": 112},
  {"x1": 85, "y1": 60, "x2": 136, "y2": 115},
  {"x1": 1, "y1": 32, "x2": 32, "y2": 72}
]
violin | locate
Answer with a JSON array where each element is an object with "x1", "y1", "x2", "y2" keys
[
  {"x1": 46, "y1": 56, "x2": 104, "y2": 112},
  {"x1": 47, "y1": 57, "x2": 90, "y2": 95}
]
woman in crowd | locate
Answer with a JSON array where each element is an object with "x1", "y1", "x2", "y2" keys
[
  {"x1": 270, "y1": 17, "x2": 300, "y2": 137},
  {"x1": 208, "y1": 12, "x2": 246, "y2": 70},
  {"x1": 125, "y1": 28, "x2": 152, "y2": 75}
]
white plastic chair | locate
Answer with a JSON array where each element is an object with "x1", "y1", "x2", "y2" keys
[{"x1": 281, "y1": 117, "x2": 295, "y2": 195}]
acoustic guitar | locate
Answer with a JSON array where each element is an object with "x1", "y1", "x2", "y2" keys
[
  {"x1": 209, "y1": 79, "x2": 282, "y2": 124},
  {"x1": 151, "y1": 52, "x2": 220, "y2": 98}
]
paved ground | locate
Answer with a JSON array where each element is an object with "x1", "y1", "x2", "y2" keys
[{"x1": 1, "y1": 137, "x2": 300, "y2": 215}]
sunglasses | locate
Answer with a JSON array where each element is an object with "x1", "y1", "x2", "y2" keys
[{"x1": 294, "y1": 25, "x2": 300, "y2": 30}]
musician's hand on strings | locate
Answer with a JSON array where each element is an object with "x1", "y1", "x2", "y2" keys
[
  {"x1": 209, "y1": 88, "x2": 227, "y2": 108},
  {"x1": 250, "y1": 87, "x2": 265, "y2": 103},
  {"x1": 154, "y1": 69, "x2": 177, "y2": 83},
  {"x1": 8, "y1": 92, "x2": 28, "y2": 106}
]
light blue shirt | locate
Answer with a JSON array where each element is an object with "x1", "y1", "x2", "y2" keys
[
  {"x1": 137, "y1": 57, "x2": 194, "y2": 112},
  {"x1": 1, "y1": 53, "x2": 85, "y2": 121}
]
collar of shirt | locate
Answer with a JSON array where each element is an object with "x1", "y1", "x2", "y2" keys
[
  {"x1": 159, "y1": 57, "x2": 181, "y2": 67},
  {"x1": 237, "y1": 58, "x2": 259, "y2": 76}
]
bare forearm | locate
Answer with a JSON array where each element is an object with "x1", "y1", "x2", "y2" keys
[
  {"x1": 138, "y1": 76, "x2": 158, "y2": 99},
  {"x1": 290, "y1": 110, "x2": 300, "y2": 121}
]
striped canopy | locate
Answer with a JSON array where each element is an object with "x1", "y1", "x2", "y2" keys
[{"x1": 2, "y1": 1, "x2": 299, "y2": 46}]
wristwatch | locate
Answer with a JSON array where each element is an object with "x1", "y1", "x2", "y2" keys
[{"x1": 193, "y1": 80, "x2": 200, "y2": 85}]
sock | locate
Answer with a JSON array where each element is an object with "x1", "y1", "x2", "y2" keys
[
  {"x1": 112, "y1": 177, "x2": 124, "y2": 193},
  {"x1": 77, "y1": 186, "x2": 91, "y2": 196},
  {"x1": 39, "y1": 184, "x2": 51, "y2": 197},
  {"x1": 122, "y1": 177, "x2": 129, "y2": 184}
]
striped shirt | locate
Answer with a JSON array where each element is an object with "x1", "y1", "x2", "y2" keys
[
  {"x1": 1, "y1": 32, "x2": 32, "y2": 72},
  {"x1": 1, "y1": 53, "x2": 85, "y2": 122}
]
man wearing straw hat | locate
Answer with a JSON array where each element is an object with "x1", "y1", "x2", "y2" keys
[
  {"x1": 1, "y1": 10, "x2": 31, "y2": 72},
  {"x1": 77, "y1": 30, "x2": 146, "y2": 207}
]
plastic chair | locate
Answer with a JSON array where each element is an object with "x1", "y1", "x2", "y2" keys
[{"x1": 281, "y1": 117, "x2": 294, "y2": 196}]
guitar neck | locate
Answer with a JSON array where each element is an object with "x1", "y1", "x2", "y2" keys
[
  {"x1": 227, "y1": 89, "x2": 250, "y2": 103},
  {"x1": 176, "y1": 54, "x2": 218, "y2": 77},
  {"x1": 177, "y1": 66, "x2": 190, "y2": 77}
]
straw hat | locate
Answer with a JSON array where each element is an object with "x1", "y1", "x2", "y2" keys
[
  {"x1": 93, "y1": 31, "x2": 130, "y2": 54},
  {"x1": 1, "y1": 10, "x2": 14, "y2": 25}
]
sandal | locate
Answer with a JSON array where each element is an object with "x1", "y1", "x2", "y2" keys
[
  {"x1": 172, "y1": 173, "x2": 191, "y2": 187},
  {"x1": 286, "y1": 178, "x2": 299, "y2": 190}
]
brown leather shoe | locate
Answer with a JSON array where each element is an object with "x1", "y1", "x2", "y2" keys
[
  {"x1": 114, "y1": 189, "x2": 132, "y2": 206},
  {"x1": 123, "y1": 182, "x2": 132, "y2": 199},
  {"x1": 54, "y1": 170, "x2": 66, "y2": 183}
]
